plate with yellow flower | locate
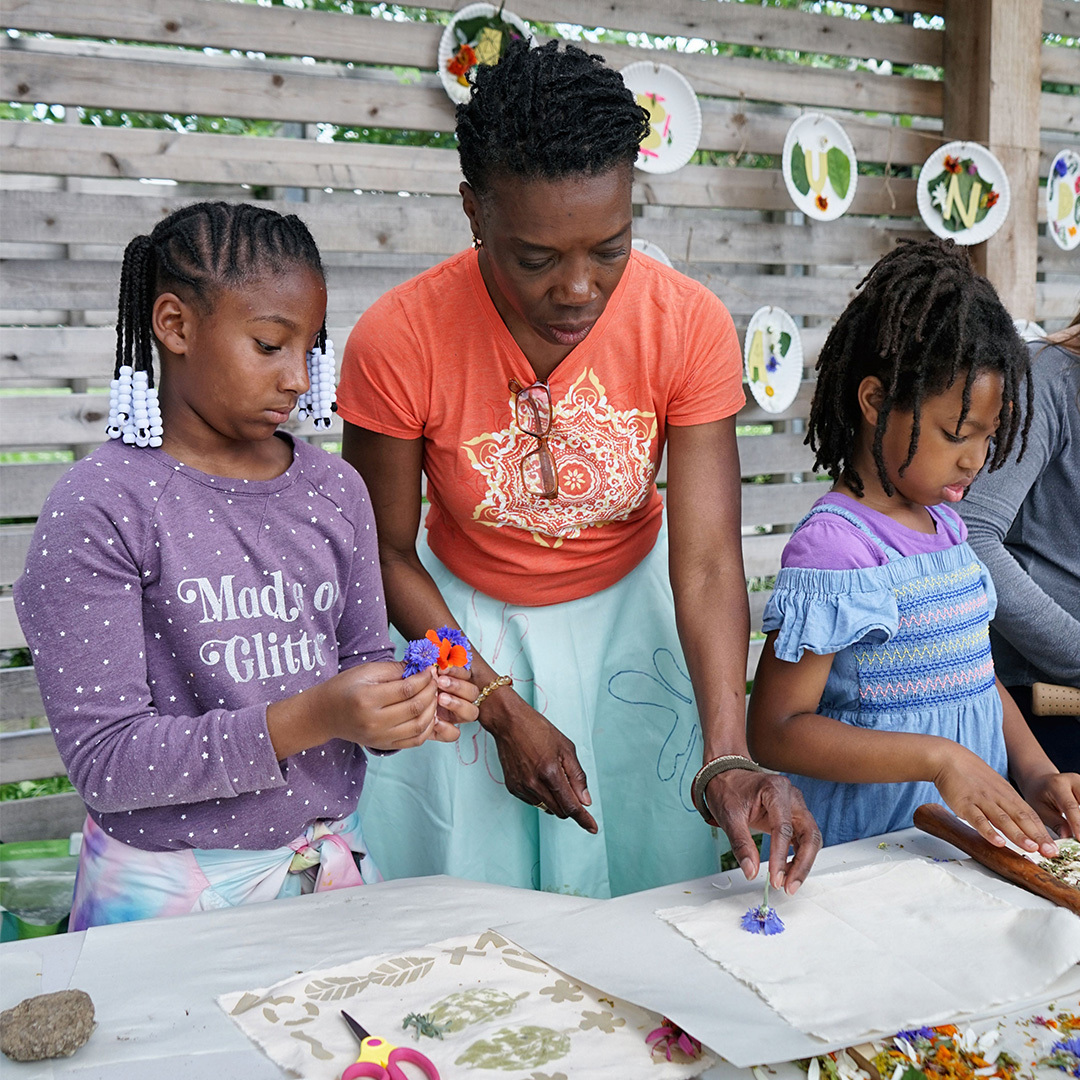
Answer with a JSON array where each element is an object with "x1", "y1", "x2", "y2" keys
[
  {"x1": 437, "y1": 3, "x2": 533, "y2": 105},
  {"x1": 917, "y1": 140, "x2": 1010, "y2": 245},
  {"x1": 1047, "y1": 148, "x2": 1080, "y2": 252},
  {"x1": 620, "y1": 61, "x2": 702, "y2": 175},
  {"x1": 781, "y1": 113, "x2": 858, "y2": 221},
  {"x1": 744, "y1": 306, "x2": 803, "y2": 415}
]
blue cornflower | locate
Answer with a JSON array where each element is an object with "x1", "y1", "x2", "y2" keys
[
  {"x1": 896, "y1": 1027, "x2": 934, "y2": 1043},
  {"x1": 740, "y1": 879, "x2": 785, "y2": 935},
  {"x1": 435, "y1": 626, "x2": 473, "y2": 668},
  {"x1": 402, "y1": 637, "x2": 440, "y2": 677},
  {"x1": 1056, "y1": 157, "x2": 1070, "y2": 178},
  {"x1": 1054, "y1": 1036, "x2": 1080, "y2": 1056}
]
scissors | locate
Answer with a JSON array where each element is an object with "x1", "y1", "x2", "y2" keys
[{"x1": 340, "y1": 1011, "x2": 440, "y2": 1080}]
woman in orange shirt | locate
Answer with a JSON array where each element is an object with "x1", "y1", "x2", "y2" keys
[{"x1": 338, "y1": 39, "x2": 819, "y2": 898}]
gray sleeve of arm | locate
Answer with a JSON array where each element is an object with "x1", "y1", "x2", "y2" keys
[{"x1": 959, "y1": 389, "x2": 1080, "y2": 686}]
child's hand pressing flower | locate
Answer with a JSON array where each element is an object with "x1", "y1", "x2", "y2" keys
[{"x1": 401, "y1": 628, "x2": 478, "y2": 733}]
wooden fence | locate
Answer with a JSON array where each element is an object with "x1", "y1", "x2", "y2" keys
[{"x1": 1, "y1": 0, "x2": 1077, "y2": 839}]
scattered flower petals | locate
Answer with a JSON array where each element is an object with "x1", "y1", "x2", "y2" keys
[{"x1": 646, "y1": 1017, "x2": 702, "y2": 1061}]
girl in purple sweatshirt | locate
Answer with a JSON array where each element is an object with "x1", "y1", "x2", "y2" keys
[{"x1": 14, "y1": 202, "x2": 478, "y2": 929}]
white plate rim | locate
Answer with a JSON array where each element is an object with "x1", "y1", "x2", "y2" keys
[
  {"x1": 743, "y1": 305, "x2": 804, "y2": 416},
  {"x1": 780, "y1": 112, "x2": 859, "y2": 221},
  {"x1": 631, "y1": 238, "x2": 674, "y2": 267},
  {"x1": 619, "y1": 60, "x2": 703, "y2": 175},
  {"x1": 916, "y1": 140, "x2": 1011, "y2": 246},
  {"x1": 437, "y1": 4, "x2": 534, "y2": 106}
]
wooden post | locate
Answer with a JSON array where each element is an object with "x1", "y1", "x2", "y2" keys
[{"x1": 943, "y1": 0, "x2": 1042, "y2": 318}]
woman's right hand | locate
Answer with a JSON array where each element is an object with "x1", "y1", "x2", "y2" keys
[
  {"x1": 482, "y1": 692, "x2": 599, "y2": 834},
  {"x1": 932, "y1": 742, "x2": 1059, "y2": 857}
]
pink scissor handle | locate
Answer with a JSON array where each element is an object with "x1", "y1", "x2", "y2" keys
[
  {"x1": 388, "y1": 1046, "x2": 441, "y2": 1080},
  {"x1": 341, "y1": 1064, "x2": 388, "y2": 1080}
]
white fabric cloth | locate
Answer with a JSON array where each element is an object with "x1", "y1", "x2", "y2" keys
[
  {"x1": 220, "y1": 930, "x2": 711, "y2": 1079},
  {"x1": 657, "y1": 860, "x2": 1080, "y2": 1043}
]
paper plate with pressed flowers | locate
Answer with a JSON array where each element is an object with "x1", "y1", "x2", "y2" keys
[
  {"x1": 1046, "y1": 149, "x2": 1080, "y2": 252},
  {"x1": 781, "y1": 113, "x2": 858, "y2": 221},
  {"x1": 917, "y1": 140, "x2": 1010, "y2": 245},
  {"x1": 619, "y1": 61, "x2": 702, "y2": 174},
  {"x1": 744, "y1": 306, "x2": 803, "y2": 415},
  {"x1": 632, "y1": 238, "x2": 674, "y2": 267},
  {"x1": 437, "y1": 3, "x2": 533, "y2": 105}
]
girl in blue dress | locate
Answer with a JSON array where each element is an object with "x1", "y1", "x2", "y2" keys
[{"x1": 747, "y1": 239, "x2": 1080, "y2": 853}]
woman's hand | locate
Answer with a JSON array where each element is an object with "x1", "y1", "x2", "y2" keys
[
  {"x1": 932, "y1": 742, "x2": 1060, "y2": 857},
  {"x1": 704, "y1": 771, "x2": 821, "y2": 894},
  {"x1": 482, "y1": 691, "x2": 598, "y2": 834},
  {"x1": 1017, "y1": 770, "x2": 1080, "y2": 841},
  {"x1": 433, "y1": 665, "x2": 480, "y2": 739}
]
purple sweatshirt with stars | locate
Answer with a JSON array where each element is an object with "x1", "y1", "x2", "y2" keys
[{"x1": 14, "y1": 435, "x2": 394, "y2": 852}]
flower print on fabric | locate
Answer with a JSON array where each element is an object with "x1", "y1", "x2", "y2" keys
[{"x1": 464, "y1": 368, "x2": 657, "y2": 546}]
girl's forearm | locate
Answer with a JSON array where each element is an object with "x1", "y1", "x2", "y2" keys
[{"x1": 754, "y1": 709, "x2": 951, "y2": 783}]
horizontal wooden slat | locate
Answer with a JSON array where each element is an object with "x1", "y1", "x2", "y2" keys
[
  {"x1": 1, "y1": 188, "x2": 933, "y2": 266},
  {"x1": 742, "y1": 533, "x2": 788, "y2": 579},
  {"x1": 1, "y1": 595, "x2": 27, "y2": 649},
  {"x1": 0, "y1": 667, "x2": 45, "y2": 725},
  {"x1": 0, "y1": 790, "x2": 86, "y2": 842},
  {"x1": 1043, "y1": 0, "x2": 1080, "y2": 38},
  {"x1": 0, "y1": 33, "x2": 943, "y2": 127},
  {"x1": 0, "y1": 461, "x2": 75, "y2": 516},
  {"x1": 1042, "y1": 91, "x2": 1080, "y2": 135},
  {"x1": 0, "y1": 0, "x2": 947, "y2": 68},
  {"x1": 0, "y1": 729, "x2": 63, "y2": 784},
  {"x1": 1042, "y1": 43, "x2": 1080, "y2": 85},
  {"x1": 738, "y1": 432, "x2": 816, "y2": 476},
  {"x1": 1, "y1": 523, "x2": 35, "y2": 585},
  {"x1": 0, "y1": 257, "x2": 875, "y2": 324}
]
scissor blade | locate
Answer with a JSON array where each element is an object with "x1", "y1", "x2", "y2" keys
[{"x1": 341, "y1": 1010, "x2": 371, "y2": 1044}]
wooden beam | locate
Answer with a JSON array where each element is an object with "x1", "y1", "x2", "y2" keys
[{"x1": 943, "y1": 0, "x2": 1042, "y2": 318}]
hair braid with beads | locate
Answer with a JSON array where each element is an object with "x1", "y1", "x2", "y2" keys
[
  {"x1": 455, "y1": 37, "x2": 651, "y2": 197},
  {"x1": 114, "y1": 200, "x2": 327, "y2": 385},
  {"x1": 806, "y1": 237, "x2": 1032, "y2": 497}
]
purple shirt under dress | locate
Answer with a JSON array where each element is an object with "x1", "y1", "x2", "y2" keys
[{"x1": 13, "y1": 435, "x2": 394, "y2": 852}]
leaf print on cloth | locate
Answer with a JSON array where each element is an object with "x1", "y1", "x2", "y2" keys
[
  {"x1": 304, "y1": 956, "x2": 434, "y2": 1001},
  {"x1": 456, "y1": 1026, "x2": 572, "y2": 1071},
  {"x1": 540, "y1": 979, "x2": 584, "y2": 1004},
  {"x1": 579, "y1": 1010, "x2": 626, "y2": 1034},
  {"x1": 428, "y1": 988, "x2": 529, "y2": 1033},
  {"x1": 607, "y1": 648, "x2": 700, "y2": 813},
  {"x1": 463, "y1": 368, "x2": 657, "y2": 544}
]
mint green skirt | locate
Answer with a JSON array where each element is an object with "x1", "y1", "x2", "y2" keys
[{"x1": 357, "y1": 523, "x2": 729, "y2": 898}]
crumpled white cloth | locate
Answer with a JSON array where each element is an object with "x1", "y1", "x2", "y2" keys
[
  {"x1": 219, "y1": 929, "x2": 711, "y2": 1079},
  {"x1": 657, "y1": 859, "x2": 1080, "y2": 1043}
]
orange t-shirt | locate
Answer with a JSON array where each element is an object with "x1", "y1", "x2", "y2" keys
[{"x1": 337, "y1": 248, "x2": 744, "y2": 606}]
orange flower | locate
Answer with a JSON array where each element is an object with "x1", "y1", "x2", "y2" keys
[
  {"x1": 982, "y1": 190, "x2": 999, "y2": 209},
  {"x1": 446, "y1": 43, "x2": 478, "y2": 78},
  {"x1": 815, "y1": 193, "x2": 828, "y2": 211},
  {"x1": 425, "y1": 629, "x2": 469, "y2": 671},
  {"x1": 944, "y1": 155, "x2": 962, "y2": 174}
]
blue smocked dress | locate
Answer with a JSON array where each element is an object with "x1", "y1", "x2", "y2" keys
[{"x1": 761, "y1": 502, "x2": 1007, "y2": 846}]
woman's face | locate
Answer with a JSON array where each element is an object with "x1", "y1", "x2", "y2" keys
[{"x1": 463, "y1": 168, "x2": 633, "y2": 359}]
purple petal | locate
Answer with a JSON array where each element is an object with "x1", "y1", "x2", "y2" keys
[
  {"x1": 402, "y1": 637, "x2": 440, "y2": 677},
  {"x1": 741, "y1": 904, "x2": 785, "y2": 935}
]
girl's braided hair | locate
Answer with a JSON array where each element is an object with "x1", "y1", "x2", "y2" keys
[
  {"x1": 455, "y1": 37, "x2": 650, "y2": 197},
  {"x1": 114, "y1": 201, "x2": 326, "y2": 384},
  {"x1": 807, "y1": 237, "x2": 1032, "y2": 497}
]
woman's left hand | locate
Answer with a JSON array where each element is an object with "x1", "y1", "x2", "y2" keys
[
  {"x1": 431, "y1": 666, "x2": 480, "y2": 742},
  {"x1": 1021, "y1": 770, "x2": 1080, "y2": 840},
  {"x1": 704, "y1": 770, "x2": 822, "y2": 894}
]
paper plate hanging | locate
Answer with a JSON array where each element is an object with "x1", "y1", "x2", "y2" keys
[
  {"x1": 632, "y1": 238, "x2": 674, "y2": 267},
  {"x1": 744, "y1": 306, "x2": 803, "y2": 415},
  {"x1": 437, "y1": 4, "x2": 533, "y2": 105},
  {"x1": 619, "y1": 61, "x2": 702, "y2": 174},
  {"x1": 781, "y1": 113, "x2": 858, "y2": 221},
  {"x1": 917, "y1": 140, "x2": 1010, "y2": 245},
  {"x1": 1046, "y1": 149, "x2": 1080, "y2": 252}
]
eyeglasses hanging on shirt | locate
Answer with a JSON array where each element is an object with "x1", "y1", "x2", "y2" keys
[{"x1": 508, "y1": 378, "x2": 559, "y2": 499}]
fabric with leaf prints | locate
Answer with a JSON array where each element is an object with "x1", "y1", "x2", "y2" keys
[{"x1": 220, "y1": 929, "x2": 710, "y2": 1079}]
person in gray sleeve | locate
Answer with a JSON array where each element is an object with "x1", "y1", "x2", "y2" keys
[{"x1": 959, "y1": 317, "x2": 1080, "y2": 772}]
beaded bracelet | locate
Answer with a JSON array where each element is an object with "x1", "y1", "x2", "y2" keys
[
  {"x1": 691, "y1": 755, "x2": 773, "y2": 826},
  {"x1": 475, "y1": 675, "x2": 513, "y2": 707}
]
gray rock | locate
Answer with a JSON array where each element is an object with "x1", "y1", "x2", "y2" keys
[{"x1": 0, "y1": 989, "x2": 95, "y2": 1062}]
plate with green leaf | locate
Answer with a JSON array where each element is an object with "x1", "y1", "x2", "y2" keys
[
  {"x1": 744, "y1": 305, "x2": 803, "y2": 415},
  {"x1": 782, "y1": 113, "x2": 858, "y2": 221},
  {"x1": 437, "y1": 3, "x2": 533, "y2": 105}
]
